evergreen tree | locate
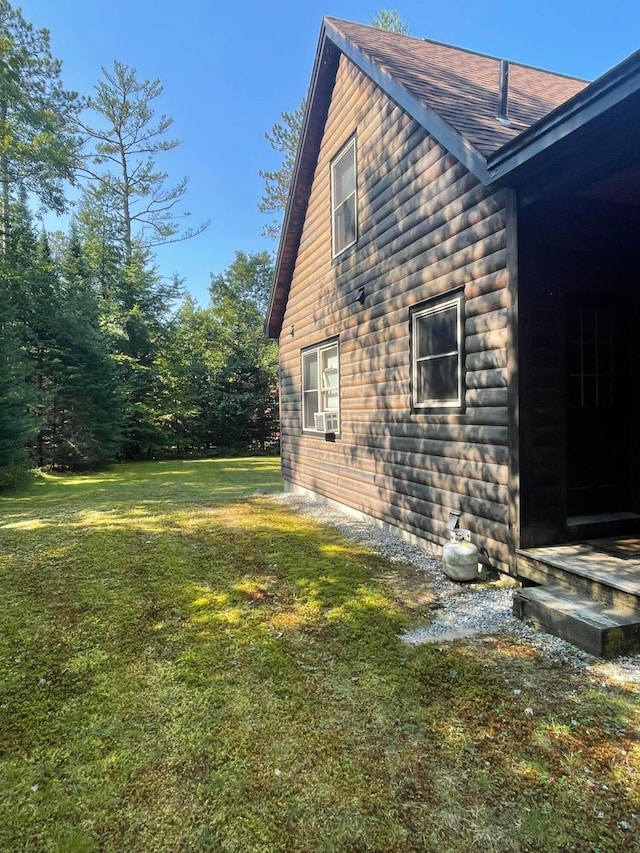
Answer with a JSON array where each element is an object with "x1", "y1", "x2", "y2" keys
[
  {"x1": 0, "y1": 0, "x2": 80, "y2": 252},
  {"x1": 158, "y1": 295, "x2": 215, "y2": 454},
  {"x1": 371, "y1": 9, "x2": 410, "y2": 34},
  {"x1": 103, "y1": 246, "x2": 179, "y2": 459},
  {"x1": 75, "y1": 187, "x2": 184, "y2": 459},
  {"x1": 4, "y1": 200, "x2": 123, "y2": 472},
  {"x1": 52, "y1": 228, "x2": 123, "y2": 469},
  {"x1": 258, "y1": 99, "x2": 306, "y2": 241},
  {"x1": 79, "y1": 61, "x2": 207, "y2": 262},
  {"x1": 207, "y1": 251, "x2": 279, "y2": 450},
  {"x1": 259, "y1": 10, "x2": 411, "y2": 241},
  {"x1": 0, "y1": 262, "x2": 31, "y2": 487},
  {"x1": 76, "y1": 61, "x2": 196, "y2": 459},
  {"x1": 3, "y1": 196, "x2": 59, "y2": 469}
]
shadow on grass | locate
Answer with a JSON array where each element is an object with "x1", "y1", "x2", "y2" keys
[
  {"x1": 0, "y1": 456, "x2": 283, "y2": 520},
  {"x1": 1, "y1": 466, "x2": 639, "y2": 851}
]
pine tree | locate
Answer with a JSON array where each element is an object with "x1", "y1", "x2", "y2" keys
[
  {"x1": 207, "y1": 251, "x2": 279, "y2": 449},
  {"x1": 0, "y1": 263, "x2": 31, "y2": 487},
  {"x1": 52, "y1": 228, "x2": 123, "y2": 469},
  {"x1": 0, "y1": 0, "x2": 80, "y2": 252},
  {"x1": 258, "y1": 99, "x2": 306, "y2": 240},
  {"x1": 79, "y1": 61, "x2": 207, "y2": 262}
]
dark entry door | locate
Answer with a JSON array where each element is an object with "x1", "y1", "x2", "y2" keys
[{"x1": 566, "y1": 302, "x2": 630, "y2": 517}]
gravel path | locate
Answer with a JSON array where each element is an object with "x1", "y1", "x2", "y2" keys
[{"x1": 271, "y1": 492, "x2": 640, "y2": 687}]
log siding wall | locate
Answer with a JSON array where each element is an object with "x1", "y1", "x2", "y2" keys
[{"x1": 279, "y1": 55, "x2": 513, "y2": 571}]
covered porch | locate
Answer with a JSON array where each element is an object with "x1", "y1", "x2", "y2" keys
[{"x1": 488, "y1": 47, "x2": 640, "y2": 654}]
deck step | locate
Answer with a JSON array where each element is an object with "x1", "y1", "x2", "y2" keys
[
  {"x1": 513, "y1": 585, "x2": 640, "y2": 658},
  {"x1": 516, "y1": 547, "x2": 640, "y2": 615}
]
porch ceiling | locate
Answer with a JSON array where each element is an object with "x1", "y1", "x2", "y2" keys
[{"x1": 581, "y1": 162, "x2": 640, "y2": 209}]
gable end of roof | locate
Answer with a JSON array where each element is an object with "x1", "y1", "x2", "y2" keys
[
  {"x1": 266, "y1": 18, "x2": 589, "y2": 339},
  {"x1": 324, "y1": 19, "x2": 493, "y2": 184}
]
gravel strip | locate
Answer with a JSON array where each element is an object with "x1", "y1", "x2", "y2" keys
[{"x1": 270, "y1": 492, "x2": 640, "y2": 686}]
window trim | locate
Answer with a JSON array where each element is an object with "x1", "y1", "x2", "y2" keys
[
  {"x1": 331, "y1": 136, "x2": 358, "y2": 258},
  {"x1": 410, "y1": 291, "x2": 465, "y2": 412},
  {"x1": 301, "y1": 339, "x2": 341, "y2": 434}
]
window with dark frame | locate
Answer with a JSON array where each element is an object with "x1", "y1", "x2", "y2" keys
[
  {"x1": 411, "y1": 293, "x2": 464, "y2": 409},
  {"x1": 331, "y1": 137, "x2": 357, "y2": 257},
  {"x1": 301, "y1": 341, "x2": 340, "y2": 432},
  {"x1": 567, "y1": 308, "x2": 614, "y2": 410}
]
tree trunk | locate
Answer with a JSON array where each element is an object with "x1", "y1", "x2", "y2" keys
[
  {"x1": 0, "y1": 99, "x2": 9, "y2": 254},
  {"x1": 119, "y1": 137, "x2": 132, "y2": 264}
]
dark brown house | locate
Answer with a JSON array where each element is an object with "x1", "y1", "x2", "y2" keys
[{"x1": 266, "y1": 18, "x2": 640, "y2": 654}]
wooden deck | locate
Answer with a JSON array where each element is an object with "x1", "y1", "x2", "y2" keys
[
  {"x1": 514, "y1": 536, "x2": 640, "y2": 657},
  {"x1": 517, "y1": 537, "x2": 640, "y2": 613}
]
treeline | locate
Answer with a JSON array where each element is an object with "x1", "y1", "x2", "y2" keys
[{"x1": 0, "y1": 2, "x2": 277, "y2": 488}]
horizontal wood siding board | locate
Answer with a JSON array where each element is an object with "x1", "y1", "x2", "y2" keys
[
  {"x1": 288, "y1": 461, "x2": 510, "y2": 528},
  {"x1": 284, "y1": 181, "x2": 504, "y2": 322},
  {"x1": 335, "y1": 429, "x2": 508, "y2": 459},
  {"x1": 466, "y1": 368, "x2": 508, "y2": 389},
  {"x1": 284, "y1": 468, "x2": 511, "y2": 570},
  {"x1": 466, "y1": 349, "x2": 508, "y2": 371},
  {"x1": 283, "y1": 458, "x2": 509, "y2": 539},
  {"x1": 284, "y1": 408, "x2": 509, "y2": 428},
  {"x1": 279, "y1": 55, "x2": 511, "y2": 567},
  {"x1": 285, "y1": 447, "x2": 508, "y2": 509}
]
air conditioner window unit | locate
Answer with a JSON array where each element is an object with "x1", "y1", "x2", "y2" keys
[{"x1": 314, "y1": 411, "x2": 339, "y2": 433}]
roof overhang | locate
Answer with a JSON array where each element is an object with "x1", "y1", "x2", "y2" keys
[
  {"x1": 487, "y1": 47, "x2": 640, "y2": 194},
  {"x1": 265, "y1": 23, "x2": 340, "y2": 339}
]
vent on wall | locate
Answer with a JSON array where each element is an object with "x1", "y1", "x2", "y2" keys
[{"x1": 314, "y1": 411, "x2": 339, "y2": 433}]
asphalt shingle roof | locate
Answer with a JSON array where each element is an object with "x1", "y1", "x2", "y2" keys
[{"x1": 327, "y1": 18, "x2": 589, "y2": 158}]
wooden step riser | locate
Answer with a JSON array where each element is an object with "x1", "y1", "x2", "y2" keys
[
  {"x1": 516, "y1": 554, "x2": 640, "y2": 616},
  {"x1": 513, "y1": 591, "x2": 640, "y2": 659}
]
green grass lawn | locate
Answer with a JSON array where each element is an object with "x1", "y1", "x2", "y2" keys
[{"x1": 1, "y1": 458, "x2": 639, "y2": 852}]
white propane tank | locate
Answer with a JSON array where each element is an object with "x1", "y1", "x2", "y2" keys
[{"x1": 442, "y1": 529, "x2": 479, "y2": 581}]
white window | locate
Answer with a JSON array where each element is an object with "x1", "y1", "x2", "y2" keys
[
  {"x1": 331, "y1": 137, "x2": 357, "y2": 257},
  {"x1": 411, "y1": 293, "x2": 464, "y2": 409},
  {"x1": 302, "y1": 341, "x2": 340, "y2": 432}
]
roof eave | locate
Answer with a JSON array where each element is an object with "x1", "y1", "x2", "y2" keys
[
  {"x1": 266, "y1": 17, "x2": 492, "y2": 339},
  {"x1": 265, "y1": 24, "x2": 339, "y2": 339},
  {"x1": 487, "y1": 47, "x2": 640, "y2": 184}
]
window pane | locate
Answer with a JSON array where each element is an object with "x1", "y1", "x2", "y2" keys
[
  {"x1": 568, "y1": 375, "x2": 582, "y2": 409},
  {"x1": 322, "y1": 370, "x2": 338, "y2": 390},
  {"x1": 582, "y1": 376, "x2": 597, "y2": 408},
  {"x1": 303, "y1": 391, "x2": 318, "y2": 429},
  {"x1": 567, "y1": 341, "x2": 582, "y2": 376},
  {"x1": 582, "y1": 343, "x2": 596, "y2": 375},
  {"x1": 334, "y1": 145, "x2": 355, "y2": 204},
  {"x1": 302, "y1": 351, "x2": 318, "y2": 391},
  {"x1": 598, "y1": 376, "x2": 613, "y2": 408},
  {"x1": 581, "y1": 310, "x2": 596, "y2": 340},
  {"x1": 322, "y1": 345, "x2": 338, "y2": 372},
  {"x1": 417, "y1": 305, "x2": 457, "y2": 358},
  {"x1": 323, "y1": 389, "x2": 339, "y2": 410},
  {"x1": 335, "y1": 197, "x2": 356, "y2": 254},
  {"x1": 417, "y1": 354, "x2": 458, "y2": 403}
]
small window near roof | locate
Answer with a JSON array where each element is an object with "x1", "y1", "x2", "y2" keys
[
  {"x1": 331, "y1": 137, "x2": 357, "y2": 257},
  {"x1": 411, "y1": 292, "x2": 464, "y2": 410}
]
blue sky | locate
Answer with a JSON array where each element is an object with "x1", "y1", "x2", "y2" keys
[{"x1": 19, "y1": 0, "x2": 640, "y2": 305}]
